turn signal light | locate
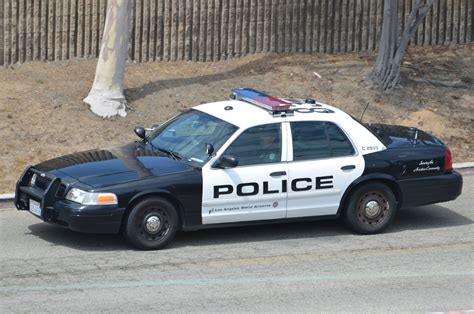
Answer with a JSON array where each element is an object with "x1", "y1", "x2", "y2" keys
[{"x1": 96, "y1": 194, "x2": 118, "y2": 204}]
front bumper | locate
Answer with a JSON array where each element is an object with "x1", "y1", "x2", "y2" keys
[
  {"x1": 15, "y1": 166, "x2": 125, "y2": 234},
  {"x1": 50, "y1": 201, "x2": 125, "y2": 234},
  {"x1": 398, "y1": 171, "x2": 463, "y2": 208}
]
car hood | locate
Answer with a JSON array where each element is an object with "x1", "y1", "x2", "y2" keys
[{"x1": 34, "y1": 142, "x2": 193, "y2": 188}]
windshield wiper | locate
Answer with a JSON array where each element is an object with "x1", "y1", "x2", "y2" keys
[
  {"x1": 140, "y1": 138, "x2": 183, "y2": 161},
  {"x1": 155, "y1": 146, "x2": 182, "y2": 160},
  {"x1": 138, "y1": 139, "x2": 180, "y2": 160}
]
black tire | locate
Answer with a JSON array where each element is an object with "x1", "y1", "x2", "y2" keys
[
  {"x1": 343, "y1": 182, "x2": 397, "y2": 234},
  {"x1": 123, "y1": 197, "x2": 179, "y2": 250}
]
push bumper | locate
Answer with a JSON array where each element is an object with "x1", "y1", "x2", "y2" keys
[
  {"x1": 399, "y1": 171, "x2": 463, "y2": 208},
  {"x1": 15, "y1": 166, "x2": 125, "y2": 234}
]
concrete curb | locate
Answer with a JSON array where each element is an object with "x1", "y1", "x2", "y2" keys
[
  {"x1": 0, "y1": 193, "x2": 15, "y2": 201},
  {"x1": 0, "y1": 162, "x2": 472, "y2": 202},
  {"x1": 453, "y1": 162, "x2": 474, "y2": 169}
]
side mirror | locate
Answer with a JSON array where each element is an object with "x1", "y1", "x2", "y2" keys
[
  {"x1": 134, "y1": 127, "x2": 146, "y2": 139},
  {"x1": 205, "y1": 143, "x2": 214, "y2": 156},
  {"x1": 213, "y1": 155, "x2": 238, "y2": 169}
]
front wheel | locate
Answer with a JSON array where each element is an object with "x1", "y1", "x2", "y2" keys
[
  {"x1": 123, "y1": 197, "x2": 179, "y2": 250},
  {"x1": 343, "y1": 182, "x2": 397, "y2": 234}
]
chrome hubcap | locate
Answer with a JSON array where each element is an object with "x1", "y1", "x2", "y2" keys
[
  {"x1": 364, "y1": 200, "x2": 381, "y2": 218},
  {"x1": 145, "y1": 215, "x2": 161, "y2": 234}
]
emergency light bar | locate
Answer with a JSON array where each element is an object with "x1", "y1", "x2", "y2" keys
[{"x1": 231, "y1": 88, "x2": 293, "y2": 115}]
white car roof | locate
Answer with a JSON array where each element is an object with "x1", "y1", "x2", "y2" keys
[
  {"x1": 194, "y1": 99, "x2": 352, "y2": 128},
  {"x1": 194, "y1": 98, "x2": 386, "y2": 155}
]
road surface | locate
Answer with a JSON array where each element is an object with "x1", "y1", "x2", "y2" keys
[{"x1": 1, "y1": 172, "x2": 473, "y2": 312}]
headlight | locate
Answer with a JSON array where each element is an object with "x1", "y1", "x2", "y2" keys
[
  {"x1": 29, "y1": 174, "x2": 37, "y2": 186},
  {"x1": 65, "y1": 188, "x2": 118, "y2": 205}
]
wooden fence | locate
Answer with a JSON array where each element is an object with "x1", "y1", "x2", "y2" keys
[{"x1": 1, "y1": 0, "x2": 473, "y2": 66}]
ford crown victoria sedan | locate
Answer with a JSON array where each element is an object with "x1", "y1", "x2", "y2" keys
[{"x1": 15, "y1": 88, "x2": 463, "y2": 250}]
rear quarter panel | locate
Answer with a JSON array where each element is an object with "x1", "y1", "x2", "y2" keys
[{"x1": 363, "y1": 146, "x2": 446, "y2": 179}]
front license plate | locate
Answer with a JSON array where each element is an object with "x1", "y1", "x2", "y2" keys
[{"x1": 29, "y1": 199, "x2": 42, "y2": 217}]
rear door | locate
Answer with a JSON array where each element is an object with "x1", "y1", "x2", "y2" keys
[
  {"x1": 201, "y1": 123, "x2": 289, "y2": 224},
  {"x1": 286, "y1": 121, "x2": 364, "y2": 218}
]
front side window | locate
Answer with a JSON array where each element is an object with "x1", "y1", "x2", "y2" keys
[
  {"x1": 291, "y1": 121, "x2": 355, "y2": 161},
  {"x1": 223, "y1": 123, "x2": 282, "y2": 167},
  {"x1": 147, "y1": 110, "x2": 238, "y2": 166}
]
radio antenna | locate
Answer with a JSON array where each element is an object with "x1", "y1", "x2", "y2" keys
[{"x1": 359, "y1": 102, "x2": 370, "y2": 123}]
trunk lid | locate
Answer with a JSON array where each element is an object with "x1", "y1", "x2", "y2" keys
[{"x1": 365, "y1": 123, "x2": 444, "y2": 149}]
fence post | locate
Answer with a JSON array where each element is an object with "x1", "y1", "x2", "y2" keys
[
  {"x1": 0, "y1": 0, "x2": 4, "y2": 66},
  {"x1": 470, "y1": 0, "x2": 474, "y2": 41},
  {"x1": 178, "y1": 0, "x2": 186, "y2": 61},
  {"x1": 212, "y1": 0, "x2": 222, "y2": 60},
  {"x1": 11, "y1": 0, "x2": 17, "y2": 64},
  {"x1": 256, "y1": 0, "x2": 265, "y2": 53},
  {"x1": 284, "y1": 0, "x2": 291, "y2": 53},
  {"x1": 157, "y1": 0, "x2": 164, "y2": 61},
  {"x1": 277, "y1": 0, "x2": 284, "y2": 53},
  {"x1": 198, "y1": 0, "x2": 207, "y2": 61},
  {"x1": 207, "y1": 0, "x2": 215, "y2": 61},
  {"x1": 170, "y1": 0, "x2": 179, "y2": 61},
  {"x1": 243, "y1": 0, "x2": 250, "y2": 55},
  {"x1": 228, "y1": 0, "x2": 236, "y2": 58},
  {"x1": 263, "y1": 0, "x2": 271, "y2": 52}
]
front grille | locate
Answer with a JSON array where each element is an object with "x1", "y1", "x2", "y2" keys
[{"x1": 34, "y1": 175, "x2": 51, "y2": 191}]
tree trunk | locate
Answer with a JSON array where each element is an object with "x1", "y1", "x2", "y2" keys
[
  {"x1": 84, "y1": 0, "x2": 132, "y2": 118},
  {"x1": 370, "y1": 0, "x2": 433, "y2": 92}
]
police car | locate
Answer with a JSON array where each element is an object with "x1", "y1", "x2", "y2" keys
[{"x1": 15, "y1": 88, "x2": 463, "y2": 250}]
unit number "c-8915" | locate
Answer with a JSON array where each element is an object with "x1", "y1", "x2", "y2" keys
[{"x1": 362, "y1": 146, "x2": 379, "y2": 151}]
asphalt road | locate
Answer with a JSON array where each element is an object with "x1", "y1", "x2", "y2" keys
[{"x1": 1, "y1": 172, "x2": 473, "y2": 313}]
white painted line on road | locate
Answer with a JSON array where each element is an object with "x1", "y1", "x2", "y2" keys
[{"x1": 1, "y1": 271, "x2": 473, "y2": 294}]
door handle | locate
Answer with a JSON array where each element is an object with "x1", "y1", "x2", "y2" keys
[
  {"x1": 341, "y1": 165, "x2": 356, "y2": 171},
  {"x1": 270, "y1": 171, "x2": 287, "y2": 177}
]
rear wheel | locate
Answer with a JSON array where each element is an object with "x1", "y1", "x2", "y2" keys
[
  {"x1": 343, "y1": 182, "x2": 397, "y2": 234},
  {"x1": 123, "y1": 197, "x2": 178, "y2": 250}
]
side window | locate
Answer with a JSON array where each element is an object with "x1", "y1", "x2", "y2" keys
[
  {"x1": 291, "y1": 121, "x2": 355, "y2": 161},
  {"x1": 326, "y1": 122, "x2": 355, "y2": 157},
  {"x1": 291, "y1": 122, "x2": 330, "y2": 161},
  {"x1": 223, "y1": 123, "x2": 282, "y2": 166}
]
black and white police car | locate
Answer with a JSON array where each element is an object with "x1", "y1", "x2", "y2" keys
[{"x1": 15, "y1": 88, "x2": 463, "y2": 250}]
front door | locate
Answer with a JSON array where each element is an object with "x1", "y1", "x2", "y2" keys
[{"x1": 202, "y1": 123, "x2": 289, "y2": 224}]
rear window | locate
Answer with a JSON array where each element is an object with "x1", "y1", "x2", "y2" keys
[{"x1": 291, "y1": 122, "x2": 355, "y2": 161}]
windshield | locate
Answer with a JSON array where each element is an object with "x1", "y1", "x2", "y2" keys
[{"x1": 146, "y1": 110, "x2": 238, "y2": 166}]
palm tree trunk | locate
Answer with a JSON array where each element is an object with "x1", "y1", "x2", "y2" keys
[
  {"x1": 370, "y1": 0, "x2": 433, "y2": 92},
  {"x1": 84, "y1": 0, "x2": 132, "y2": 118}
]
